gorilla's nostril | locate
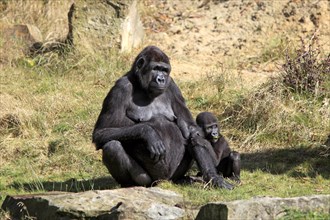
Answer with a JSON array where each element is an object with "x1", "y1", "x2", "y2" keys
[{"x1": 157, "y1": 75, "x2": 165, "y2": 84}]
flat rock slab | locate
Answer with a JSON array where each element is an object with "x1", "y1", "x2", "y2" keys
[
  {"x1": 1, "y1": 187, "x2": 185, "y2": 220},
  {"x1": 196, "y1": 194, "x2": 330, "y2": 220}
]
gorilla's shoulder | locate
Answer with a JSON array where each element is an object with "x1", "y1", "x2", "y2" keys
[
  {"x1": 106, "y1": 76, "x2": 132, "y2": 100},
  {"x1": 168, "y1": 78, "x2": 183, "y2": 95},
  {"x1": 113, "y1": 76, "x2": 132, "y2": 90},
  {"x1": 116, "y1": 75, "x2": 131, "y2": 86}
]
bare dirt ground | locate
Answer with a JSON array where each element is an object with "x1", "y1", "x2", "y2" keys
[{"x1": 142, "y1": 0, "x2": 329, "y2": 85}]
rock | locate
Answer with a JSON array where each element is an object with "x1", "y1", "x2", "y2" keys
[
  {"x1": 0, "y1": 1, "x2": 75, "y2": 59},
  {"x1": 120, "y1": 0, "x2": 144, "y2": 53},
  {"x1": 0, "y1": 23, "x2": 43, "y2": 44},
  {"x1": 0, "y1": 23, "x2": 43, "y2": 61},
  {"x1": 1, "y1": 187, "x2": 185, "y2": 220},
  {"x1": 0, "y1": 1, "x2": 72, "y2": 41},
  {"x1": 195, "y1": 195, "x2": 330, "y2": 220}
]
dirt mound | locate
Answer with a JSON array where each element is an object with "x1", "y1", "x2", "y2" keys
[
  {"x1": 143, "y1": 0, "x2": 329, "y2": 82},
  {"x1": 2, "y1": 0, "x2": 328, "y2": 75}
]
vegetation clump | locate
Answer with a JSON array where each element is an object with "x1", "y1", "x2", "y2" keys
[
  {"x1": 218, "y1": 33, "x2": 329, "y2": 148},
  {"x1": 282, "y1": 33, "x2": 330, "y2": 96}
]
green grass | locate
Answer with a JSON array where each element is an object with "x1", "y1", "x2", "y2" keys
[
  {"x1": 159, "y1": 169, "x2": 329, "y2": 205},
  {"x1": 1, "y1": 33, "x2": 330, "y2": 219},
  {"x1": 0, "y1": 49, "x2": 127, "y2": 199},
  {"x1": 279, "y1": 209, "x2": 330, "y2": 220}
]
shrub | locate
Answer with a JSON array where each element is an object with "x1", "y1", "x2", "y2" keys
[{"x1": 282, "y1": 33, "x2": 330, "y2": 96}]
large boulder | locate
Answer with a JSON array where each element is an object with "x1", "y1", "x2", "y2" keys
[
  {"x1": 196, "y1": 194, "x2": 330, "y2": 220},
  {"x1": 120, "y1": 0, "x2": 144, "y2": 53},
  {"x1": 2, "y1": 187, "x2": 185, "y2": 220}
]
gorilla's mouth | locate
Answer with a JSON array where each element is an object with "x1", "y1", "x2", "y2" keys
[
  {"x1": 211, "y1": 136, "x2": 219, "y2": 143},
  {"x1": 148, "y1": 84, "x2": 167, "y2": 98},
  {"x1": 149, "y1": 83, "x2": 167, "y2": 91}
]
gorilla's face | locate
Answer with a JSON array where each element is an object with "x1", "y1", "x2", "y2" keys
[
  {"x1": 203, "y1": 123, "x2": 219, "y2": 143},
  {"x1": 147, "y1": 61, "x2": 171, "y2": 95},
  {"x1": 133, "y1": 46, "x2": 171, "y2": 98},
  {"x1": 196, "y1": 112, "x2": 220, "y2": 143}
]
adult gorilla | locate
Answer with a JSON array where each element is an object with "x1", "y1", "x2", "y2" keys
[{"x1": 92, "y1": 46, "x2": 233, "y2": 189}]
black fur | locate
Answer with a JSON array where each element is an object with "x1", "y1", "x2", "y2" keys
[
  {"x1": 195, "y1": 112, "x2": 241, "y2": 183},
  {"x1": 92, "y1": 46, "x2": 233, "y2": 189}
]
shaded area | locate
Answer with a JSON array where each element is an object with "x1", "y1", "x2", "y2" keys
[
  {"x1": 6, "y1": 145, "x2": 330, "y2": 196},
  {"x1": 9, "y1": 176, "x2": 119, "y2": 193},
  {"x1": 241, "y1": 145, "x2": 330, "y2": 179}
]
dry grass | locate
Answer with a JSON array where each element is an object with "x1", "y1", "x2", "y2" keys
[
  {"x1": 1, "y1": 34, "x2": 329, "y2": 208},
  {"x1": 282, "y1": 33, "x2": 330, "y2": 96},
  {"x1": 0, "y1": 45, "x2": 129, "y2": 202},
  {"x1": 0, "y1": 2, "x2": 329, "y2": 218},
  {"x1": 0, "y1": 0, "x2": 71, "y2": 40}
]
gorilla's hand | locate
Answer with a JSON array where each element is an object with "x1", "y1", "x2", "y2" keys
[
  {"x1": 176, "y1": 119, "x2": 202, "y2": 140},
  {"x1": 189, "y1": 125, "x2": 202, "y2": 139},
  {"x1": 191, "y1": 135, "x2": 210, "y2": 149},
  {"x1": 203, "y1": 172, "x2": 234, "y2": 190},
  {"x1": 211, "y1": 176, "x2": 234, "y2": 190},
  {"x1": 146, "y1": 131, "x2": 166, "y2": 162}
]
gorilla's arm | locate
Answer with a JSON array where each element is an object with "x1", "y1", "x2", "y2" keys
[
  {"x1": 169, "y1": 81, "x2": 233, "y2": 189},
  {"x1": 191, "y1": 135, "x2": 219, "y2": 166},
  {"x1": 92, "y1": 79, "x2": 165, "y2": 161},
  {"x1": 93, "y1": 124, "x2": 165, "y2": 161},
  {"x1": 169, "y1": 81, "x2": 200, "y2": 138}
]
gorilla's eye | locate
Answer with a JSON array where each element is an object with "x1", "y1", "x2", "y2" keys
[
  {"x1": 206, "y1": 127, "x2": 213, "y2": 133},
  {"x1": 154, "y1": 66, "x2": 169, "y2": 73}
]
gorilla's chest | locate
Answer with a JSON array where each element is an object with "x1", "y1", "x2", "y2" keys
[{"x1": 126, "y1": 96, "x2": 175, "y2": 122}]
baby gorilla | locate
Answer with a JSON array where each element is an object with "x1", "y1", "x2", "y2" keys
[{"x1": 195, "y1": 112, "x2": 241, "y2": 183}]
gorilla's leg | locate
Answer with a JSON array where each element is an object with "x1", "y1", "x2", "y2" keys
[
  {"x1": 102, "y1": 140, "x2": 152, "y2": 186},
  {"x1": 172, "y1": 151, "x2": 206, "y2": 185},
  {"x1": 190, "y1": 144, "x2": 234, "y2": 189},
  {"x1": 217, "y1": 156, "x2": 230, "y2": 177},
  {"x1": 230, "y1": 151, "x2": 241, "y2": 183},
  {"x1": 171, "y1": 149, "x2": 193, "y2": 181},
  {"x1": 218, "y1": 151, "x2": 241, "y2": 183}
]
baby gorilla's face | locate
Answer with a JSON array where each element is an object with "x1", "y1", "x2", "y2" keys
[{"x1": 203, "y1": 123, "x2": 219, "y2": 143}]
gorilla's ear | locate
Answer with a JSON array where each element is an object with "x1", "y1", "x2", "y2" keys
[{"x1": 136, "y1": 57, "x2": 145, "y2": 70}]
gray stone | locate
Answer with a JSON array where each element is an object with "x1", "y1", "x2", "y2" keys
[
  {"x1": 120, "y1": 0, "x2": 144, "y2": 53},
  {"x1": 195, "y1": 194, "x2": 330, "y2": 220},
  {"x1": 2, "y1": 187, "x2": 185, "y2": 220},
  {"x1": 0, "y1": 23, "x2": 43, "y2": 61}
]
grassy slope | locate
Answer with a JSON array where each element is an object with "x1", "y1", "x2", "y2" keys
[
  {"x1": 1, "y1": 48, "x2": 329, "y2": 209},
  {"x1": 1, "y1": 1, "x2": 330, "y2": 219}
]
